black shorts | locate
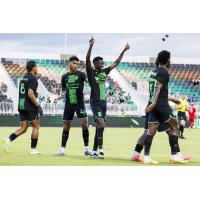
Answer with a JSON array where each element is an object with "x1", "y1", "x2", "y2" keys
[
  {"x1": 148, "y1": 104, "x2": 172, "y2": 124},
  {"x1": 144, "y1": 111, "x2": 170, "y2": 132},
  {"x1": 63, "y1": 103, "x2": 87, "y2": 121},
  {"x1": 90, "y1": 100, "x2": 107, "y2": 121},
  {"x1": 19, "y1": 110, "x2": 39, "y2": 122},
  {"x1": 178, "y1": 112, "x2": 187, "y2": 121}
]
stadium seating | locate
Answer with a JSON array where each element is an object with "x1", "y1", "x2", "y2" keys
[
  {"x1": 1, "y1": 58, "x2": 200, "y2": 116},
  {"x1": 117, "y1": 62, "x2": 200, "y2": 102},
  {"x1": 1, "y1": 58, "x2": 137, "y2": 115}
]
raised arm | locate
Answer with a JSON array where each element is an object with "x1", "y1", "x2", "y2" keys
[
  {"x1": 86, "y1": 36, "x2": 94, "y2": 71},
  {"x1": 109, "y1": 43, "x2": 130, "y2": 70}
]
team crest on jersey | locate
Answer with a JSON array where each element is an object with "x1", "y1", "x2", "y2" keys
[
  {"x1": 68, "y1": 75, "x2": 78, "y2": 83},
  {"x1": 95, "y1": 72, "x2": 106, "y2": 82}
]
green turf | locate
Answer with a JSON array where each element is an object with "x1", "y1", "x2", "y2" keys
[{"x1": 0, "y1": 127, "x2": 199, "y2": 166}]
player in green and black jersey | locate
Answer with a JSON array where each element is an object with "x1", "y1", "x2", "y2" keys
[
  {"x1": 55, "y1": 56, "x2": 92, "y2": 156},
  {"x1": 86, "y1": 36, "x2": 130, "y2": 159},
  {"x1": 131, "y1": 60, "x2": 189, "y2": 163},
  {"x1": 143, "y1": 50, "x2": 190, "y2": 164},
  {"x1": 3, "y1": 61, "x2": 43, "y2": 155}
]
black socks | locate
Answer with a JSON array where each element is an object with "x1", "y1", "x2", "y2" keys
[
  {"x1": 31, "y1": 138, "x2": 38, "y2": 149},
  {"x1": 169, "y1": 135, "x2": 179, "y2": 155},
  {"x1": 93, "y1": 127, "x2": 105, "y2": 151},
  {"x1": 61, "y1": 130, "x2": 69, "y2": 148},
  {"x1": 135, "y1": 144, "x2": 143, "y2": 153},
  {"x1": 9, "y1": 133, "x2": 18, "y2": 141},
  {"x1": 82, "y1": 129, "x2": 89, "y2": 147},
  {"x1": 144, "y1": 135, "x2": 153, "y2": 156}
]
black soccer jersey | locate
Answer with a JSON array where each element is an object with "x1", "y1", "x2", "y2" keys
[
  {"x1": 86, "y1": 67, "x2": 111, "y2": 102},
  {"x1": 61, "y1": 71, "x2": 86, "y2": 105},
  {"x1": 148, "y1": 66, "x2": 169, "y2": 106},
  {"x1": 18, "y1": 73, "x2": 38, "y2": 111}
]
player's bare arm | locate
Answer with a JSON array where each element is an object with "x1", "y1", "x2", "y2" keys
[
  {"x1": 146, "y1": 81, "x2": 163, "y2": 113},
  {"x1": 168, "y1": 96, "x2": 181, "y2": 104},
  {"x1": 55, "y1": 91, "x2": 65, "y2": 102},
  {"x1": 28, "y1": 88, "x2": 40, "y2": 107},
  {"x1": 28, "y1": 88, "x2": 43, "y2": 115},
  {"x1": 110, "y1": 43, "x2": 130, "y2": 70},
  {"x1": 86, "y1": 36, "x2": 94, "y2": 71}
]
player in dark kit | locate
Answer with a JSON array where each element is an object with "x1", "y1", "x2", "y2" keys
[
  {"x1": 131, "y1": 60, "x2": 191, "y2": 163},
  {"x1": 143, "y1": 51, "x2": 189, "y2": 164},
  {"x1": 3, "y1": 61, "x2": 43, "y2": 155},
  {"x1": 55, "y1": 56, "x2": 92, "y2": 156},
  {"x1": 86, "y1": 36, "x2": 130, "y2": 159}
]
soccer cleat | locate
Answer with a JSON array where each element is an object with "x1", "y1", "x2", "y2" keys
[
  {"x1": 84, "y1": 149, "x2": 93, "y2": 156},
  {"x1": 30, "y1": 149, "x2": 41, "y2": 155},
  {"x1": 144, "y1": 156, "x2": 159, "y2": 164},
  {"x1": 55, "y1": 147, "x2": 66, "y2": 156},
  {"x1": 98, "y1": 152, "x2": 104, "y2": 159},
  {"x1": 181, "y1": 154, "x2": 191, "y2": 161},
  {"x1": 170, "y1": 155, "x2": 187, "y2": 164},
  {"x1": 90, "y1": 152, "x2": 99, "y2": 159},
  {"x1": 55, "y1": 150, "x2": 65, "y2": 156},
  {"x1": 131, "y1": 154, "x2": 144, "y2": 163},
  {"x1": 176, "y1": 153, "x2": 191, "y2": 161},
  {"x1": 2, "y1": 138, "x2": 11, "y2": 153}
]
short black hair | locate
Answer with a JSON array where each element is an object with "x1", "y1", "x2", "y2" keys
[
  {"x1": 93, "y1": 56, "x2": 103, "y2": 64},
  {"x1": 157, "y1": 50, "x2": 170, "y2": 65},
  {"x1": 26, "y1": 61, "x2": 37, "y2": 72},
  {"x1": 69, "y1": 56, "x2": 79, "y2": 62},
  {"x1": 155, "y1": 57, "x2": 159, "y2": 67}
]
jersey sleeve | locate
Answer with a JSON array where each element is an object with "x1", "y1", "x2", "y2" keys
[
  {"x1": 156, "y1": 69, "x2": 168, "y2": 84},
  {"x1": 27, "y1": 77, "x2": 38, "y2": 91},
  {"x1": 104, "y1": 66, "x2": 111, "y2": 75},
  {"x1": 61, "y1": 75, "x2": 66, "y2": 92}
]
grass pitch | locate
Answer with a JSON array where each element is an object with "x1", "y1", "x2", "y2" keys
[{"x1": 0, "y1": 127, "x2": 199, "y2": 166}]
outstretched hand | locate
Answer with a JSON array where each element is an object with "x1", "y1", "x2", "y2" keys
[
  {"x1": 89, "y1": 35, "x2": 94, "y2": 46},
  {"x1": 124, "y1": 42, "x2": 130, "y2": 51}
]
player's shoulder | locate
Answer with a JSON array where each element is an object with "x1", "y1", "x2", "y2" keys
[
  {"x1": 158, "y1": 66, "x2": 168, "y2": 73},
  {"x1": 103, "y1": 66, "x2": 111, "y2": 72},
  {"x1": 62, "y1": 72, "x2": 68, "y2": 78},
  {"x1": 27, "y1": 73, "x2": 37, "y2": 81},
  {"x1": 77, "y1": 70, "x2": 86, "y2": 76}
]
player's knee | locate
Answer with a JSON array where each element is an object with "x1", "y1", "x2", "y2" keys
[
  {"x1": 63, "y1": 125, "x2": 70, "y2": 131},
  {"x1": 98, "y1": 122, "x2": 105, "y2": 129},
  {"x1": 21, "y1": 127, "x2": 28, "y2": 133},
  {"x1": 81, "y1": 123, "x2": 88, "y2": 130}
]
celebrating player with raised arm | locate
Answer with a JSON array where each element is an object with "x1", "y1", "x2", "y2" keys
[{"x1": 86, "y1": 36, "x2": 130, "y2": 159}]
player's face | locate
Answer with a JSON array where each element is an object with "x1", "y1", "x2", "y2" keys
[
  {"x1": 32, "y1": 66, "x2": 38, "y2": 75},
  {"x1": 69, "y1": 60, "x2": 79, "y2": 72},
  {"x1": 95, "y1": 59, "x2": 104, "y2": 71}
]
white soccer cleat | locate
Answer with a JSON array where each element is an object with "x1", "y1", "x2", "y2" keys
[
  {"x1": 176, "y1": 152, "x2": 191, "y2": 161},
  {"x1": 55, "y1": 147, "x2": 66, "y2": 156},
  {"x1": 84, "y1": 149, "x2": 93, "y2": 156},
  {"x1": 144, "y1": 156, "x2": 159, "y2": 164},
  {"x1": 170, "y1": 155, "x2": 188, "y2": 164},
  {"x1": 2, "y1": 138, "x2": 11, "y2": 153},
  {"x1": 30, "y1": 149, "x2": 41, "y2": 155}
]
